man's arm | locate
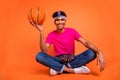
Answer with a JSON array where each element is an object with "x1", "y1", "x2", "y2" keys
[
  {"x1": 40, "y1": 30, "x2": 50, "y2": 53},
  {"x1": 78, "y1": 37, "x2": 106, "y2": 72},
  {"x1": 28, "y1": 19, "x2": 50, "y2": 53}
]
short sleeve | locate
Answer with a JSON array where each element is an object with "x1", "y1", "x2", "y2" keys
[{"x1": 72, "y1": 28, "x2": 81, "y2": 40}]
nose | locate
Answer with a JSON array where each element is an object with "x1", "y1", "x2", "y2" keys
[{"x1": 58, "y1": 19, "x2": 63, "y2": 23}]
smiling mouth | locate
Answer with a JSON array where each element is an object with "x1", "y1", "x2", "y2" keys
[
  {"x1": 58, "y1": 23, "x2": 64, "y2": 26},
  {"x1": 58, "y1": 24, "x2": 63, "y2": 26}
]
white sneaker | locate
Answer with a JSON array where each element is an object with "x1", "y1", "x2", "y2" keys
[
  {"x1": 50, "y1": 69, "x2": 59, "y2": 76},
  {"x1": 73, "y1": 66, "x2": 90, "y2": 74}
]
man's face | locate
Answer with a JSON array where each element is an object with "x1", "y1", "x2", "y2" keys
[{"x1": 54, "y1": 16, "x2": 66, "y2": 30}]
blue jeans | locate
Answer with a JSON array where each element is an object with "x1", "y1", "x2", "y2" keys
[{"x1": 35, "y1": 49, "x2": 96, "y2": 73}]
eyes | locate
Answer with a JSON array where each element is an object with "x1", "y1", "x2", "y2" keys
[{"x1": 55, "y1": 18, "x2": 66, "y2": 22}]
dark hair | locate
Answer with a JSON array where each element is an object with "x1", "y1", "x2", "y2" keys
[{"x1": 52, "y1": 11, "x2": 67, "y2": 18}]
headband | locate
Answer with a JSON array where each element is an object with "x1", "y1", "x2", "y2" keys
[
  {"x1": 53, "y1": 15, "x2": 66, "y2": 21},
  {"x1": 53, "y1": 11, "x2": 66, "y2": 21}
]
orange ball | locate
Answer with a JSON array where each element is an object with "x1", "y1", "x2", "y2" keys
[{"x1": 27, "y1": 6, "x2": 45, "y2": 25}]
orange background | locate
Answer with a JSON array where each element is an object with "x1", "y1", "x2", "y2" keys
[{"x1": 0, "y1": 0, "x2": 120, "y2": 80}]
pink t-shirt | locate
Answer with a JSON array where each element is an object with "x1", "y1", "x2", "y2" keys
[{"x1": 46, "y1": 28, "x2": 81, "y2": 56}]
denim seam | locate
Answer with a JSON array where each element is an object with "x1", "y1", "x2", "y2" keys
[
  {"x1": 67, "y1": 63, "x2": 72, "y2": 68},
  {"x1": 60, "y1": 65, "x2": 65, "y2": 73}
]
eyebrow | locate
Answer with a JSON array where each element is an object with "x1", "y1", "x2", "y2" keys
[{"x1": 55, "y1": 18, "x2": 65, "y2": 21}]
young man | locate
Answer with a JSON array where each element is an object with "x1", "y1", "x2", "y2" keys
[{"x1": 29, "y1": 11, "x2": 106, "y2": 76}]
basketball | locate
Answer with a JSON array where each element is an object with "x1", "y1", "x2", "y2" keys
[{"x1": 27, "y1": 6, "x2": 45, "y2": 25}]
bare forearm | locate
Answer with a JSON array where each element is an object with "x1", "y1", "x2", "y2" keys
[
  {"x1": 40, "y1": 31, "x2": 47, "y2": 53},
  {"x1": 85, "y1": 41, "x2": 101, "y2": 54},
  {"x1": 79, "y1": 37, "x2": 102, "y2": 54}
]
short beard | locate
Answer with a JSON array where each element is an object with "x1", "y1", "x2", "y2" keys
[{"x1": 57, "y1": 27, "x2": 64, "y2": 30}]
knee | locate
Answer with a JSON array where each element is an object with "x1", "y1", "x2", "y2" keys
[
  {"x1": 86, "y1": 49, "x2": 96, "y2": 60},
  {"x1": 35, "y1": 52, "x2": 45, "y2": 62}
]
